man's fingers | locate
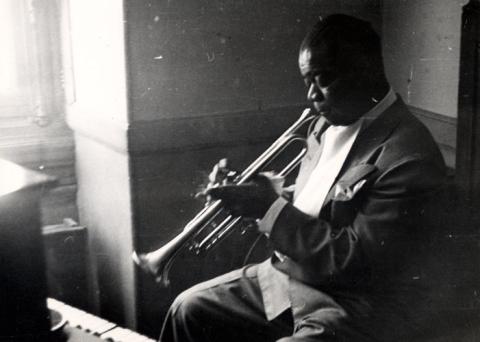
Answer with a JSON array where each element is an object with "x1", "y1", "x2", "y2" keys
[
  {"x1": 206, "y1": 184, "x2": 259, "y2": 212},
  {"x1": 208, "y1": 158, "x2": 233, "y2": 184},
  {"x1": 204, "y1": 182, "x2": 275, "y2": 219},
  {"x1": 205, "y1": 185, "x2": 231, "y2": 200},
  {"x1": 205, "y1": 186, "x2": 220, "y2": 198},
  {"x1": 206, "y1": 184, "x2": 249, "y2": 194}
]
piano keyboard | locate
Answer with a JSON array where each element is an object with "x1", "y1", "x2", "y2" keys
[{"x1": 48, "y1": 298, "x2": 156, "y2": 342}]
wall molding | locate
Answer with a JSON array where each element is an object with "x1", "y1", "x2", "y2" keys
[
  {"x1": 128, "y1": 105, "x2": 304, "y2": 154},
  {"x1": 67, "y1": 111, "x2": 129, "y2": 155},
  {"x1": 408, "y1": 105, "x2": 457, "y2": 168},
  {"x1": 68, "y1": 104, "x2": 457, "y2": 167},
  {"x1": 68, "y1": 105, "x2": 305, "y2": 155}
]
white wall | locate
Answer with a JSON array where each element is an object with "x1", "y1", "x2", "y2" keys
[
  {"x1": 67, "y1": 0, "x2": 137, "y2": 328},
  {"x1": 383, "y1": 0, "x2": 468, "y2": 118}
]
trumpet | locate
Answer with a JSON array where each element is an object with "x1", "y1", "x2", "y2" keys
[{"x1": 132, "y1": 108, "x2": 318, "y2": 286}]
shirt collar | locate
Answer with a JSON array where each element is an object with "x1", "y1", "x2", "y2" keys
[{"x1": 363, "y1": 87, "x2": 397, "y2": 122}]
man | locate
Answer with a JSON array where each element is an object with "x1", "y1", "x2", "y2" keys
[{"x1": 159, "y1": 14, "x2": 446, "y2": 342}]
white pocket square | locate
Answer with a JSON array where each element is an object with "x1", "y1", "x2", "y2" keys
[{"x1": 332, "y1": 179, "x2": 367, "y2": 202}]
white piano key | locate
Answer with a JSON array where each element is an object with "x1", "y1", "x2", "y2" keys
[{"x1": 48, "y1": 298, "x2": 154, "y2": 341}]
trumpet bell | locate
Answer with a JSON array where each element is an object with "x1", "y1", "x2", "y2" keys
[
  {"x1": 131, "y1": 251, "x2": 151, "y2": 273},
  {"x1": 132, "y1": 250, "x2": 171, "y2": 286}
]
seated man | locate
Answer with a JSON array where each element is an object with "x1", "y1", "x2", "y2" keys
[{"x1": 159, "y1": 14, "x2": 446, "y2": 342}]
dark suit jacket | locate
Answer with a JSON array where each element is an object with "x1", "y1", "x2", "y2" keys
[{"x1": 258, "y1": 98, "x2": 446, "y2": 312}]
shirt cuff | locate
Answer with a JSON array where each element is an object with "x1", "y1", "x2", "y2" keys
[{"x1": 258, "y1": 197, "x2": 289, "y2": 236}]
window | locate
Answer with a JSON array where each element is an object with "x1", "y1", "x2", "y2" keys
[
  {"x1": 0, "y1": 0, "x2": 76, "y2": 221},
  {"x1": 0, "y1": 0, "x2": 67, "y2": 126}
]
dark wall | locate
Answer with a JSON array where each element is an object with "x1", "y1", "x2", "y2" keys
[{"x1": 125, "y1": 0, "x2": 382, "y2": 121}]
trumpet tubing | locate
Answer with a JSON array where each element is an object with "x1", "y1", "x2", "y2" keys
[{"x1": 133, "y1": 108, "x2": 318, "y2": 286}]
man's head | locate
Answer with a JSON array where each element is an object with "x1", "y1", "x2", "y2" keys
[{"x1": 299, "y1": 14, "x2": 389, "y2": 125}]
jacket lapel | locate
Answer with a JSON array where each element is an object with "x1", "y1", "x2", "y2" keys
[{"x1": 322, "y1": 98, "x2": 406, "y2": 208}]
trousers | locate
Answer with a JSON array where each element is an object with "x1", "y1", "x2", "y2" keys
[{"x1": 158, "y1": 263, "x2": 419, "y2": 342}]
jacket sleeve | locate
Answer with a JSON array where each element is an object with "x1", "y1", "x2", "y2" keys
[{"x1": 257, "y1": 156, "x2": 446, "y2": 285}]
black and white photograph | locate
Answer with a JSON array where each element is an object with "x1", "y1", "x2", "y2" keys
[{"x1": 0, "y1": 1, "x2": 478, "y2": 341}]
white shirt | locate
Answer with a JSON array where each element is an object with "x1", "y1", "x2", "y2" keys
[{"x1": 293, "y1": 119, "x2": 363, "y2": 216}]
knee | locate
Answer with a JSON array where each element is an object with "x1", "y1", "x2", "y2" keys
[
  {"x1": 161, "y1": 290, "x2": 210, "y2": 342},
  {"x1": 170, "y1": 288, "x2": 208, "y2": 324}
]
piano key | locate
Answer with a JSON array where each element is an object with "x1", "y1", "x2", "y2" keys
[{"x1": 48, "y1": 298, "x2": 155, "y2": 342}]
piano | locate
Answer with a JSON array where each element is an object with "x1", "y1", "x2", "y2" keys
[{"x1": 48, "y1": 298, "x2": 156, "y2": 342}]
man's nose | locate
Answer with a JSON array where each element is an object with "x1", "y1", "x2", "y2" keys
[{"x1": 307, "y1": 83, "x2": 324, "y2": 102}]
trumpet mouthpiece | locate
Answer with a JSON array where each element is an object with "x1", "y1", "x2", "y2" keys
[{"x1": 300, "y1": 108, "x2": 312, "y2": 119}]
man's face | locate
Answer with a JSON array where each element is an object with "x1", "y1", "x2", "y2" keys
[{"x1": 298, "y1": 46, "x2": 364, "y2": 126}]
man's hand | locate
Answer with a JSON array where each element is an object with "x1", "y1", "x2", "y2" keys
[
  {"x1": 196, "y1": 158, "x2": 237, "y2": 203},
  {"x1": 208, "y1": 158, "x2": 236, "y2": 187},
  {"x1": 206, "y1": 174, "x2": 279, "y2": 219}
]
